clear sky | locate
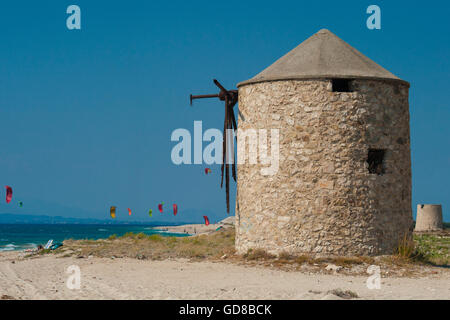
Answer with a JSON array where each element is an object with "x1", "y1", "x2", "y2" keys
[{"x1": 0, "y1": 1, "x2": 449, "y2": 223}]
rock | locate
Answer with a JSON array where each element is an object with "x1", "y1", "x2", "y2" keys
[
  {"x1": 221, "y1": 254, "x2": 228, "y2": 259},
  {"x1": 321, "y1": 293, "x2": 344, "y2": 300},
  {"x1": 325, "y1": 264, "x2": 342, "y2": 272},
  {"x1": 308, "y1": 290, "x2": 322, "y2": 295},
  {"x1": 327, "y1": 289, "x2": 358, "y2": 299}
]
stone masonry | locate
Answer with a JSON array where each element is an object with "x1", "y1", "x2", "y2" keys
[{"x1": 235, "y1": 79, "x2": 412, "y2": 256}]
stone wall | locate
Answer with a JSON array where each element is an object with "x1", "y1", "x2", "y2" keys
[
  {"x1": 235, "y1": 79, "x2": 412, "y2": 256},
  {"x1": 415, "y1": 204, "x2": 444, "y2": 231}
]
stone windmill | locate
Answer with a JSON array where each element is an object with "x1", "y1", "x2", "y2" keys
[{"x1": 235, "y1": 29, "x2": 413, "y2": 256}]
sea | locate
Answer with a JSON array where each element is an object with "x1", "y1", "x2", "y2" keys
[{"x1": 0, "y1": 224, "x2": 189, "y2": 252}]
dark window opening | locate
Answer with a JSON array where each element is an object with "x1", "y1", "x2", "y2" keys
[
  {"x1": 332, "y1": 79, "x2": 353, "y2": 92},
  {"x1": 367, "y1": 149, "x2": 385, "y2": 175},
  {"x1": 393, "y1": 85, "x2": 400, "y2": 94}
]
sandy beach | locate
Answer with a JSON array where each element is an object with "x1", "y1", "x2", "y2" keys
[
  {"x1": 0, "y1": 250, "x2": 449, "y2": 300},
  {"x1": 154, "y1": 216, "x2": 235, "y2": 236}
]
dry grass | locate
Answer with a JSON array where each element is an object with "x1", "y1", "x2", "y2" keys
[
  {"x1": 243, "y1": 248, "x2": 276, "y2": 260},
  {"x1": 396, "y1": 234, "x2": 417, "y2": 260},
  {"x1": 233, "y1": 247, "x2": 378, "y2": 274},
  {"x1": 44, "y1": 227, "x2": 448, "y2": 277},
  {"x1": 58, "y1": 229, "x2": 235, "y2": 261}
]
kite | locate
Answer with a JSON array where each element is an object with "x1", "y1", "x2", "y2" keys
[
  {"x1": 110, "y1": 206, "x2": 117, "y2": 219},
  {"x1": 173, "y1": 204, "x2": 178, "y2": 216},
  {"x1": 18, "y1": 201, "x2": 23, "y2": 207},
  {"x1": 204, "y1": 168, "x2": 211, "y2": 175},
  {"x1": 158, "y1": 203, "x2": 163, "y2": 213},
  {"x1": 128, "y1": 208, "x2": 132, "y2": 216},
  {"x1": 203, "y1": 215, "x2": 210, "y2": 226},
  {"x1": 148, "y1": 209, "x2": 153, "y2": 217},
  {"x1": 5, "y1": 186, "x2": 12, "y2": 204}
]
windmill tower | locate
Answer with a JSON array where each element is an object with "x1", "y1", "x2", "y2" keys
[{"x1": 235, "y1": 29, "x2": 412, "y2": 256}]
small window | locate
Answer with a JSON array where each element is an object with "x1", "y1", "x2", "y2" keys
[
  {"x1": 332, "y1": 79, "x2": 353, "y2": 92},
  {"x1": 367, "y1": 149, "x2": 385, "y2": 175}
]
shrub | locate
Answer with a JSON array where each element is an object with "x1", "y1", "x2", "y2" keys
[
  {"x1": 244, "y1": 248, "x2": 276, "y2": 260},
  {"x1": 396, "y1": 234, "x2": 416, "y2": 260},
  {"x1": 278, "y1": 251, "x2": 294, "y2": 260},
  {"x1": 148, "y1": 234, "x2": 163, "y2": 241},
  {"x1": 122, "y1": 232, "x2": 135, "y2": 238}
]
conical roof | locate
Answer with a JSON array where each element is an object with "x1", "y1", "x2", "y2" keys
[{"x1": 238, "y1": 29, "x2": 408, "y2": 87}]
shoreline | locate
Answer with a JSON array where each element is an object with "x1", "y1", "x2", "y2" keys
[
  {"x1": 154, "y1": 216, "x2": 235, "y2": 236},
  {"x1": 0, "y1": 221, "x2": 220, "y2": 252}
]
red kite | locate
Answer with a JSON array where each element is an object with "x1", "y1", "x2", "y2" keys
[
  {"x1": 173, "y1": 204, "x2": 178, "y2": 216},
  {"x1": 128, "y1": 208, "x2": 132, "y2": 216},
  {"x1": 204, "y1": 168, "x2": 211, "y2": 175},
  {"x1": 203, "y1": 215, "x2": 210, "y2": 226},
  {"x1": 5, "y1": 186, "x2": 12, "y2": 204},
  {"x1": 158, "y1": 203, "x2": 163, "y2": 213}
]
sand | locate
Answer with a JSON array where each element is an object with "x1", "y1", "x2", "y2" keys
[
  {"x1": 155, "y1": 216, "x2": 235, "y2": 236},
  {"x1": 0, "y1": 251, "x2": 449, "y2": 300}
]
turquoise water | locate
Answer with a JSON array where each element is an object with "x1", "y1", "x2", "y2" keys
[{"x1": 0, "y1": 224, "x2": 189, "y2": 251}]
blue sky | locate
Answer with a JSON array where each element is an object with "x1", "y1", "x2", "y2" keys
[{"x1": 0, "y1": 1, "x2": 448, "y2": 222}]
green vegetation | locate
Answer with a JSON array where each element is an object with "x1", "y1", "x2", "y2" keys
[
  {"x1": 413, "y1": 233, "x2": 449, "y2": 266},
  {"x1": 37, "y1": 249, "x2": 52, "y2": 255},
  {"x1": 382, "y1": 230, "x2": 449, "y2": 267}
]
